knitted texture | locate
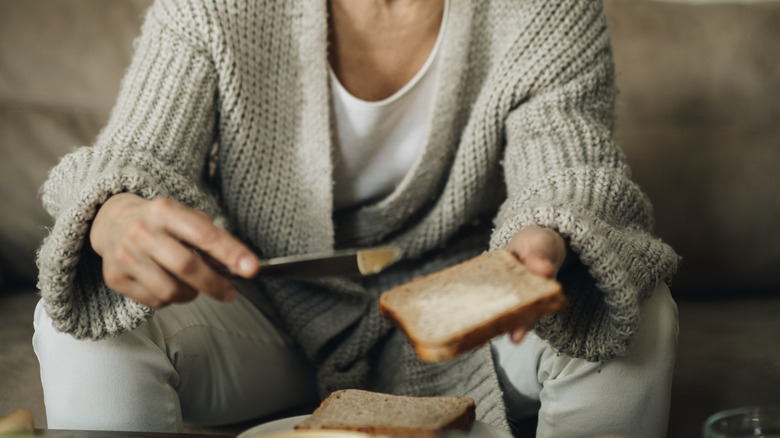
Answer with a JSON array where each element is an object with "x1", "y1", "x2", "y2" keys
[{"x1": 36, "y1": 0, "x2": 678, "y2": 429}]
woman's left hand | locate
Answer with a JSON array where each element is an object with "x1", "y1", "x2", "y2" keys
[{"x1": 504, "y1": 225, "x2": 570, "y2": 343}]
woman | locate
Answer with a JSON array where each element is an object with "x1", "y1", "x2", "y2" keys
[{"x1": 34, "y1": 0, "x2": 679, "y2": 436}]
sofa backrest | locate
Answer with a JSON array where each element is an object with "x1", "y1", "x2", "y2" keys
[
  {"x1": 607, "y1": 0, "x2": 780, "y2": 292},
  {"x1": 0, "y1": 0, "x2": 152, "y2": 285},
  {"x1": 1, "y1": 0, "x2": 778, "y2": 293}
]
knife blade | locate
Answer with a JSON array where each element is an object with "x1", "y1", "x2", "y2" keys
[
  {"x1": 255, "y1": 246, "x2": 400, "y2": 278},
  {"x1": 211, "y1": 246, "x2": 400, "y2": 279}
]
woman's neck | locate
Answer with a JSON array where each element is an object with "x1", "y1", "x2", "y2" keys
[{"x1": 328, "y1": 0, "x2": 445, "y2": 101}]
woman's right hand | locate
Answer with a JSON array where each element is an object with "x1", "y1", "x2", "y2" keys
[{"x1": 89, "y1": 193, "x2": 260, "y2": 309}]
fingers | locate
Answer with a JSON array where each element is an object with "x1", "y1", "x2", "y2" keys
[
  {"x1": 146, "y1": 198, "x2": 260, "y2": 278},
  {"x1": 140, "y1": 233, "x2": 237, "y2": 302},
  {"x1": 504, "y1": 226, "x2": 569, "y2": 342},
  {"x1": 102, "y1": 243, "x2": 199, "y2": 309},
  {"x1": 95, "y1": 195, "x2": 256, "y2": 309},
  {"x1": 509, "y1": 327, "x2": 528, "y2": 344},
  {"x1": 128, "y1": 259, "x2": 200, "y2": 309},
  {"x1": 522, "y1": 256, "x2": 558, "y2": 279},
  {"x1": 507, "y1": 225, "x2": 569, "y2": 278}
]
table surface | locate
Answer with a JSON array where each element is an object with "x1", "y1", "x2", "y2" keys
[
  {"x1": 36, "y1": 430, "x2": 236, "y2": 438},
  {"x1": 30, "y1": 406, "x2": 314, "y2": 438}
]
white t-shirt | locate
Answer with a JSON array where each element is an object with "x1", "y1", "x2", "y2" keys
[{"x1": 330, "y1": 1, "x2": 449, "y2": 210}]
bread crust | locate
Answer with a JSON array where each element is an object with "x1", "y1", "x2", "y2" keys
[{"x1": 379, "y1": 249, "x2": 567, "y2": 363}]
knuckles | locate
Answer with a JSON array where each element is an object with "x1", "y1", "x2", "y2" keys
[
  {"x1": 124, "y1": 219, "x2": 152, "y2": 244},
  {"x1": 147, "y1": 197, "x2": 177, "y2": 216},
  {"x1": 111, "y1": 244, "x2": 135, "y2": 265}
]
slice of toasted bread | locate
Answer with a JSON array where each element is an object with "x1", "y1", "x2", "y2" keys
[
  {"x1": 379, "y1": 249, "x2": 566, "y2": 362},
  {"x1": 294, "y1": 389, "x2": 475, "y2": 438}
]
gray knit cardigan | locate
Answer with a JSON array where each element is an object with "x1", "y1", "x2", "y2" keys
[{"x1": 37, "y1": 0, "x2": 679, "y2": 429}]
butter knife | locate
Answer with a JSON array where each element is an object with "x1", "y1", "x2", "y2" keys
[{"x1": 215, "y1": 246, "x2": 400, "y2": 278}]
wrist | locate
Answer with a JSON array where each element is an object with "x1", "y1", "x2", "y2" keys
[{"x1": 89, "y1": 192, "x2": 143, "y2": 256}]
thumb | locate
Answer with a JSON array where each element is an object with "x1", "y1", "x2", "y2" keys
[
  {"x1": 520, "y1": 252, "x2": 559, "y2": 279},
  {"x1": 507, "y1": 225, "x2": 568, "y2": 278}
]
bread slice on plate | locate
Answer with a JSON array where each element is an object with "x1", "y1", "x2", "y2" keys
[
  {"x1": 294, "y1": 389, "x2": 475, "y2": 438},
  {"x1": 379, "y1": 248, "x2": 567, "y2": 363}
]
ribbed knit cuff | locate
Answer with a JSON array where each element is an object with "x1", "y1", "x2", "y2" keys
[
  {"x1": 36, "y1": 164, "x2": 167, "y2": 340},
  {"x1": 490, "y1": 196, "x2": 679, "y2": 361}
]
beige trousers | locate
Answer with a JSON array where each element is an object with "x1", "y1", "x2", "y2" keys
[
  {"x1": 34, "y1": 284, "x2": 677, "y2": 437},
  {"x1": 492, "y1": 283, "x2": 679, "y2": 438},
  {"x1": 33, "y1": 293, "x2": 319, "y2": 432}
]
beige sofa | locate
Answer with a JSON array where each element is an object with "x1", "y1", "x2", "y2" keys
[
  {"x1": 607, "y1": 0, "x2": 780, "y2": 292},
  {"x1": 1, "y1": 1, "x2": 779, "y2": 437},
  {"x1": 3, "y1": 0, "x2": 778, "y2": 292}
]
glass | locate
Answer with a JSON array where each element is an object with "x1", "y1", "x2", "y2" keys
[{"x1": 704, "y1": 406, "x2": 780, "y2": 438}]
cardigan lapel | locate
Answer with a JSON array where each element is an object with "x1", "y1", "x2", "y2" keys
[{"x1": 288, "y1": 0, "x2": 336, "y2": 253}]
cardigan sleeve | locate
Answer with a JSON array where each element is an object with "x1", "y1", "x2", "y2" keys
[
  {"x1": 36, "y1": 1, "x2": 221, "y2": 340},
  {"x1": 489, "y1": 0, "x2": 679, "y2": 361}
]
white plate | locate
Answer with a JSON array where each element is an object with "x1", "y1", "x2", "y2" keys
[{"x1": 237, "y1": 414, "x2": 512, "y2": 438}]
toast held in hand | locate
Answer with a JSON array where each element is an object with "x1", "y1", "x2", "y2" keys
[{"x1": 379, "y1": 249, "x2": 567, "y2": 362}]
